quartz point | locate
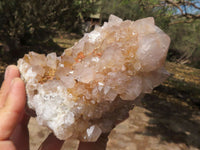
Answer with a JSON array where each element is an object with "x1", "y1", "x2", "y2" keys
[{"x1": 17, "y1": 15, "x2": 170, "y2": 141}]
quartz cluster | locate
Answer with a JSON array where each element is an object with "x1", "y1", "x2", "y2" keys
[{"x1": 17, "y1": 15, "x2": 170, "y2": 141}]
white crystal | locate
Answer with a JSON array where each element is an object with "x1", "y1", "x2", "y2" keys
[
  {"x1": 17, "y1": 14, "x2": 170, "y2": 142},
  {"x1": 88, "y1": 31, "x2": 101, "y2": 43},
  {"x1": 85, "y1": 125, "x2": 102, "y2": 142},
  {"x1": 47, "y1": 53, "x2": 57, "y2": 69},
  {"x1": 91, "y1": 57, "x2": 100, "y2": 62},
  {"x1": 108, "y1": 14, "x2": 123, "y2": 24},
  {"x1": 60, "y1": 75, "x2": 75, "y2": 88},
  {"x1": 98, "y1": 82, "x2": 104, "y2": 86}
]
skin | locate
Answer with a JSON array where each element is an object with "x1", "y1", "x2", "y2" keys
[{"x1": 0, "y1": 65, "x2": 109, "y2": 150}]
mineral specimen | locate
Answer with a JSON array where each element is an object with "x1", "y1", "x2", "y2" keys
[{"x1": 17, "y1": 15, "x2": 170, "y2": 141}]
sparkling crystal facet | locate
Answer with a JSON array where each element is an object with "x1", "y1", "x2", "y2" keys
[{"x1": 17, "y1": 15, "x2": 170, "y2": 141}]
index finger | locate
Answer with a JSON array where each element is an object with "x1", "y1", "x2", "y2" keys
[
  {"x1": 0, "y1": 78, "x2": 26, "y2": 140},
  {"x1": 0, "y1": 65, "x2": 20, "y2": 108}
]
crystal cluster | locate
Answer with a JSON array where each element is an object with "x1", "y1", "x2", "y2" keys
[{"x1": 17, "y1": 15, "x2": 170, "y2": 141}]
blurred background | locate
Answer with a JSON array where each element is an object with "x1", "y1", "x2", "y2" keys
[
  {"x1": 0, "y1": 1, "x2": 200, "y2": 150},
  {"x1": 0, "y1": 0, "x2": 200, "y2": 68}
]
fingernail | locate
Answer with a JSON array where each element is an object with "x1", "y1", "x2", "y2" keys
[
  {"x1": 4, "y1": 66, "x2": 11, "y2": 80},
  {"x1": 10, "y1": 78, "x2": 20, "y2": 94},
  {"x1": 10, "y1": 78, "x2": 16, "y2": 87}
]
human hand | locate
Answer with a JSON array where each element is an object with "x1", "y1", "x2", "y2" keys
[
  {"x1": 0, "y1": 65, "x2": 126, "y2": 150},
  {"x1": 0, "y1": 65, "x2": 28, "y2": 150},
  {"x1": 0, "y1": 65, "x2": 64, "y2": 150}
]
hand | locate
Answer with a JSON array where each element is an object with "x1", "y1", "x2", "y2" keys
[
  {"x1": 0, "y1": 65, "x2": 112, "y2": 150},
  {"x1": 0, "y1": 65, "x2": 64, "y2": 150},
  {"x1": 0, "y1": 65, "x2": 28, "y2": 150}
]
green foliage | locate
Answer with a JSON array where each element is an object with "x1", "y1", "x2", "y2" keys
[
  {"x1": 0, "y1": 0, "x2": 97, "y2": 54},
  {"x1": 100, "y1": 0, "x2": 171, "y2": 30},
  {"x1": 100, "y1": 0, "x2": 200, "y2": 68},
  {"x1": 100, "y1": 0, "x2": 142, "y2": 20},
  {"x1": 0, "y1": 0, "x2": 200, "y2": 68},
  {"x1": 167, "y1": 20, "x2": 200, "y2": 67}
]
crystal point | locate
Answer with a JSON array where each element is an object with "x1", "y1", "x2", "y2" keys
[{"x1": 17, "y1": 15, "x2": 170, "y2": 141}]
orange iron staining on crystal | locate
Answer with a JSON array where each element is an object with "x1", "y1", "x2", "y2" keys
[{"x1": 17, "y1": 15, "x2": 170, "y2": 142}]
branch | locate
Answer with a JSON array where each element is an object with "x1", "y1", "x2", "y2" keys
[
  {"x1": 165, "y1": 0, "x2": 184, "y2": 14},
  {"x1": 165, "y1": 0, "x2": 200, "y2": 20},
  {"x1": 179, "y1": 1, "x2": 200, "y2": 10},
  {"x1": 169, "y1": 19, "x2": 194, "y2": 25}
]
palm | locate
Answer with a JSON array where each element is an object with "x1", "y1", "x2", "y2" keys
[
  {"x1": 0, "y1": 66, "x2": 66, "y2": 150},
  {"x1": 0, "y1": 65, "x2": 114, "y2": 150}
]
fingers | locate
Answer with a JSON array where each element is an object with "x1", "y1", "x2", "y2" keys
[
  {"x1": 0, "y1": 65, "x2": 25, "y2": 149},
  {"x1": 4, "y1": 78, "x2": 26, "y2": 116},
  {"x1": 0, "y1": 78, "x2": 26, "y2": 140},
  {"x1": 38, "y1": 133, "x2": 64, "y2": 150},
  {"x1": 0, "y1": 141, "x2": 16, "y2": 150},
  {"x1": 0, "y1": 65, "x2": 20, "y2": 108}
]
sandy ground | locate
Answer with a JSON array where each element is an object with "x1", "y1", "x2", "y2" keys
[
  {"x1": 28, "y1": 118, "x2": 79, "y2": 150},
  {"x1": 29, "y1": 95, "x2": 200, "y2": 150},
  {"x1": 1, "y1": 61, "x2": 200, "y2": 150}
]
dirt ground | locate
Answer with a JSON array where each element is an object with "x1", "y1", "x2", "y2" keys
[
  {"x1": 1, "y1": 57, "x2": 200, "y2": 150},
  {"x1": 27, "y1": 61, "x2": 200, "y2": 150},
  {"x1": 28, "y1": 97, "x2": 200, "y2": 150}
]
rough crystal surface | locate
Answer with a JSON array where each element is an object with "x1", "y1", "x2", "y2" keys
[{"x1": 17, "y1": 15, "x2": 170, "y2": 141}]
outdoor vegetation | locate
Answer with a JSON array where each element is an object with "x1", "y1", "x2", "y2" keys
[{"x1": 0, "y1": 0, "x2": 200, "y2": 68}]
